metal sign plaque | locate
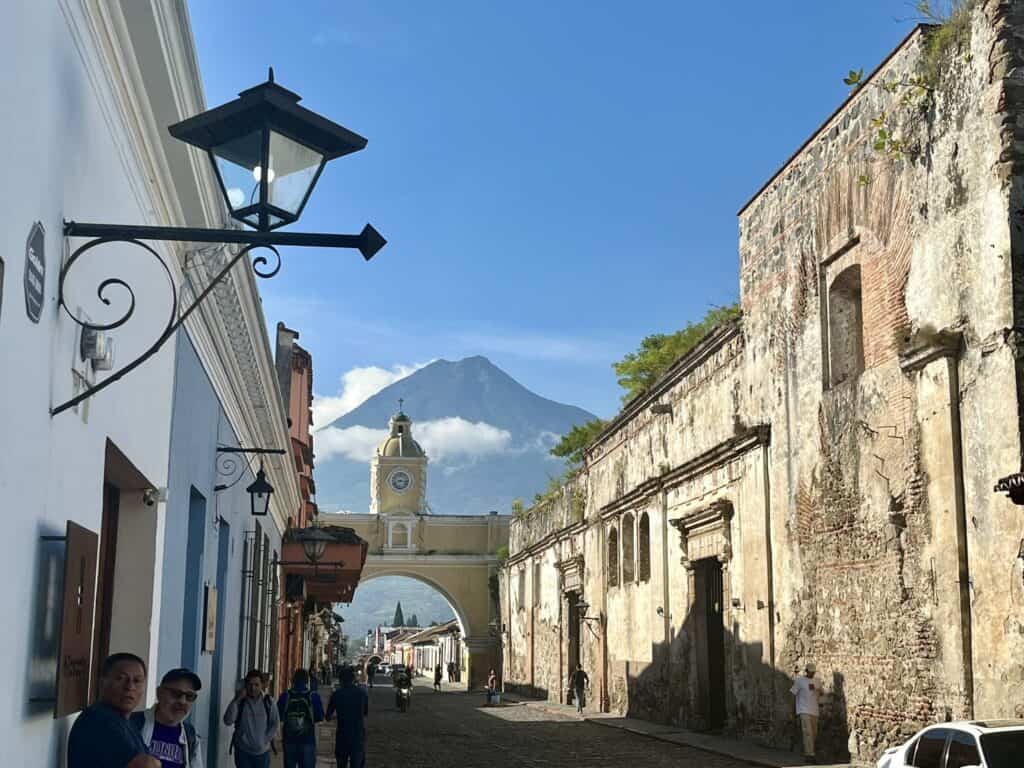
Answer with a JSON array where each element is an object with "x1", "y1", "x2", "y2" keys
[
  {"x1": 24, "y1": 222, "x2": 45, "y2": 323},
  {"x1": 203, "y1": 585, "x2": 218, "y2": 653},
  {"x1": 55, "y1": 521, "x2": 98, "y2": 718}
]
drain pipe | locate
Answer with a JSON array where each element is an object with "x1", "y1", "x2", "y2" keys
[{"x1": 946, "y1": 351, "x2": 975, "y2": 717}]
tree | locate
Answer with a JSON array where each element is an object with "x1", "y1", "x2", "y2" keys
[
  {"x1": 392, "y1": 602, "x2": 404, "y2": 627},
  {"x1": 408, "y1": 614, "x2": 419, "y2": 627},
  {"x1": 550, "y1": 418, "x2": 608, "y2": 466},
  {"x1": 612, "y1": 304, "x2": 740, "y2": 403}
]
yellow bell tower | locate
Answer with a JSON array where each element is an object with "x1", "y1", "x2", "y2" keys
[{"x1": 369, "y1": 405, "x2": 427, "y2": 517}]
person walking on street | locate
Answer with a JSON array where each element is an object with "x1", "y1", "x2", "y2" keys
[
  {"x1": 790, "y1": 662, "x2": 822, "y2": 764},
  {"x1": 446, "y1": 660, "x2": 456, "y2": 684},
  {"x1": 67, "y1": 652, "x2": 160, "y2": 768},
  {"x1": 326, "y1": 666, "x2": 368, "y2": 768},
  {"x1": 569, "y1": 663, "x2": 590, "y2": 715},
  {"x1": 277, "y1": 669, "x2": 325, "y2": 768},
  {"x1": 223, "y1": 669, "x2": 279, "y2": 768},
  {"x1": 131, "y1": 667, "x2": 204, "y2": 767},
  {"x1": 433, "y1": 664, "x2": 442, "y2": 692}
]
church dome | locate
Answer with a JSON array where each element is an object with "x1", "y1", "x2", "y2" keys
[{"x1": 377, "y1": 411, "x2": 425, "y2": 458}]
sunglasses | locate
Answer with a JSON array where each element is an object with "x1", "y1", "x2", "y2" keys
[{"x1": 162, "y1": 686, "x2": 198, "y2": 703}]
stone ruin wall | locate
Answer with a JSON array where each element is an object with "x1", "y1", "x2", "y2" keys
[{"x1": 737, "y1": 3, "x2": 1024, "y2": 759}]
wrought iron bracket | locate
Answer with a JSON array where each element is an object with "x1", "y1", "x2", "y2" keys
[
  {"x1": 52, "y1": 221, "x2": 386, "y2": 416},
  {"x1": 214, "y1": 446, "x2": 286, "y2": 492}
]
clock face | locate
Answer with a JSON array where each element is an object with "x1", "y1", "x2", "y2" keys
[{"x1": 388, "y1": 469, "x2": 413, "y2": 494}]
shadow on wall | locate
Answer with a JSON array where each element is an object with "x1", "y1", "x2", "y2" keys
[{"x1": 617, "y1": 605, "x2": 852, "y2": 764}]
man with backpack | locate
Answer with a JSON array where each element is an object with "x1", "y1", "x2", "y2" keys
[
  {"x1": 131, "y1": 667, "x2": 204, "y2": 767},
  {"x1": 326, "y1": 666, "x2": 368, "y2": 768},
  {"x1": 277, "y1": 668, "x2": 325, "y2": 768},
  {"x1": 222, "y1": 669, "x2": 278, "y2": 768}
]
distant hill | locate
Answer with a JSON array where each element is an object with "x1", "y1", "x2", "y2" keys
[{"x1": 314, "y1": 356, "x2": 596, "y2": 514}]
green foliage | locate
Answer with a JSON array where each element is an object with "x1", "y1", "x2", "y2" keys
[
  {"x1": 550, "y1": 418, "x2": 608, "y2": 466},
  {"x1": 496, "y1": 545, "x2": 510, "y2": 564},
  {"x1": 408, "y1": 614, "x2": 419, "y2": 627},
  {"x1": 612, "y1": 304, "x2": 740, "y2": 403},
  {"x1": 844, "y1": 1, "x2": 974, "y2": 183},
  {"x1": 511, "y1": 499, "x2": 524, "y2": 518},
  {"x1": 571, "y1": 488, "x2": 586, "y2": 523},
  {"x1": 392, "y1": 601, "x2": 404, "y2": 627}
]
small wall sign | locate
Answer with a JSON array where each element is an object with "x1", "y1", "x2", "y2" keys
[
  {"x1": 24, "y1": 222, "x2": 45, "y2": 323},
  {"x1": 203, "y1": 585, "x2": 218, "y2": 652}
]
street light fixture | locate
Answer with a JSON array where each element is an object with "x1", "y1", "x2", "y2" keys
[
  {"x1": 575, "y1": 597, "x2": 600, "y2": 625},
  {"x1": 246, "y1": 464, "x2": 274, "y2": 517},
  {"x1": 169, "y1": 68, "x2": 366, "y2": 232},
  {"x1": 301, "y1": 525, "x2": 334, "y2": 564},
  {"x1": 54, "y1": 70, "x2": 386, "y2": 417}
]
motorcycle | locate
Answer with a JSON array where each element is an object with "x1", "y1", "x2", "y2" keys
[{"x1": 396, "y1": 684, "x2": 412, "y2": 712}]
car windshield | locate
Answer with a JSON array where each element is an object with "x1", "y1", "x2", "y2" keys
[{"x1": 980, "y1": 732, "x2": 1024, "y2": 767}]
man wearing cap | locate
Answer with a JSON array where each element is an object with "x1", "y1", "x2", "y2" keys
[
  {"x1": 789, "y1": 661, "x2": 822, "y2": 764},
  {"x1": 68, "y1": 652, "x2": 160, "y2": 768},
  {"x1": 131, "y1": 668, "x2": 204, "y2": 768}
]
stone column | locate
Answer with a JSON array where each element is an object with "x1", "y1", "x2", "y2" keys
[
  {"x1": 464, "y1": 636, "x2": 500, "y2": 691},
  {"x1": 900, "y1": 332, "x2": 973, "y2": 717}
]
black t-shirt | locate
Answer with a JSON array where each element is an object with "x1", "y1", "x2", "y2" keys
[
  {"x1": 68, "y1": 702, "x2": 148, "y2": 768},
  {"x1": 570, "y1": 670, "x2": 589, "y2": 689}
]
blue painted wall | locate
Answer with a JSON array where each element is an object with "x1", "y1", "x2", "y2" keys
[{"x1": 162, "y1": 331, "x2": 282, "y2": 768}]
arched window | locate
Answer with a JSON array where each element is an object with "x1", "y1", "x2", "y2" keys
[
  {"x1": 622, "y1": 514, "x2": 635, "y2": 583},
  {"x1": 608, "y1": 527, "x2": 619, "y2": 587},
  {"x1": 638, "y1": 513, "x2": 651, "y2": 582},
  {"x1": 390, "y1": 522, "x2": 409, "y2": 548},
  {"x1": 827, "y1": 264, "x2": 864, "y2": 387}
]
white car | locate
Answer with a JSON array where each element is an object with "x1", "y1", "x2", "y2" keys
[{"x1": 876, "y1": 720, "x2": 1024, "y2": 768}]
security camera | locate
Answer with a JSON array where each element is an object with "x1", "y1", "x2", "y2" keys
[{"x1": 142, "y1": 487, "x2": 166, "y2": 507}]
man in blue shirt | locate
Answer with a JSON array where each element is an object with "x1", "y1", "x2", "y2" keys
[
  {"x1": 326, "y1": 666, "x2": 368, "y2": 768},
  {"x1": 68, "y1": 652, "x2": 160, "y2": 768},
  {"x1": 276, "y1": 668, "x2": 324, "y2": 768}
]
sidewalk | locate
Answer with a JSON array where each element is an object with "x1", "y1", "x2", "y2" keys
[{"x1": 499, "y1": 692, "x2": 859, "y2": 768}]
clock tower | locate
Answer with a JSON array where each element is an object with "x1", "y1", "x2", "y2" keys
[{"x1": 370, "y1": 408, "x2": 427, "y2": 516}]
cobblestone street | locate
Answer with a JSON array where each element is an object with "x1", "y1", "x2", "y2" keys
[{"x1": 293, "y1": 682, "x2": 756, "y2": 768}]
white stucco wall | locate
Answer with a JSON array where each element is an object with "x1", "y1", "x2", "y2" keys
[{"x1": 0, "y1": 3, "x2": 181, "y2": 764}]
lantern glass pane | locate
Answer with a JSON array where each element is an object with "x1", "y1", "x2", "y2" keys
[
  {"x1": 212, "y1": 130, "x2": 263, "y2": 212},
  {"x1": 267, "y1": 131, "x2": 323, "y2": 215}
]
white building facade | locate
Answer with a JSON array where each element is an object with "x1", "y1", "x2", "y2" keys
[{"x1": 0, "y1": 3, "x2": 298, "y2": 765}]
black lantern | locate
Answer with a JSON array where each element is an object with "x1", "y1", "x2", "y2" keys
[
  {"x1": 301, "y1": 526, "x2": 335, "y2": 564},
  {"x1": 169, "y1": 68, "x2": 367, "y2": 232},
  {"x1": 246, "y1": 464, "x2": 274, "y2": 516}
]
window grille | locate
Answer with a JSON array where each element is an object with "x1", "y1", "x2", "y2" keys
[
  {"x1": 638, "y1": 513, "x2": 651, "y2": 582},
  {"x1": 608, "y1": 527, "x2": 619, "y2": 587},
  {"x1": 622, "y1": 514, "x2": 636, "y2": 583}
]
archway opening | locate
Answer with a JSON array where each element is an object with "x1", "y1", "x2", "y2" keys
[{"x1": 339, "y1": 573, "x2": 468, "y2": 683}]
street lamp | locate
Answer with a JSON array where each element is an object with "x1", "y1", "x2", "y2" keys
[
  {"x1": 245, "y1": 464, "x2": 274, "y2": 517},
  {"x1": 301, "y1": 525, "x2": 334, "y2": 564},
  {"x1": 169, "y1": 68, "x2": 366, "y2": 232},
  {"x1": 575, "y1": 597, "x2": 600, "y2": 625},
  {"x1": 54, "y1": 70, "x2": 387, "y2": 417}
]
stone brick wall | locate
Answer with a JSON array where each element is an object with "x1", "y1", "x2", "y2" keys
[{"x1": 502, "y1": 5, "x2": 1024, "y2": 764}]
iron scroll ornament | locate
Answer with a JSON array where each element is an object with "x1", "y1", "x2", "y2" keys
[{"x1": 53, "y1": 236, "x2": 282, "y2": 416}]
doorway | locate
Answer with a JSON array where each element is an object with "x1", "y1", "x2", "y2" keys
[
  {"x1": 565, "y1": 591, "x2": 580, "y2": 704},
  {"x1": 696, "y1": 558, "x2": 726, "y2": 730},
  {"x1": 91, "y1": 483, "x2": 120, "y2": 702}
]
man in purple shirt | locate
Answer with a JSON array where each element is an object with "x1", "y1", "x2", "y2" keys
[{"x1": 131, "y1": 668, "x2": 204, "y2": 767}]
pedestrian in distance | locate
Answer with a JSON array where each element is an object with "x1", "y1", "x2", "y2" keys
[
  {"x1": 569, "y1": 663, "x2": 590, "y2": 715},
  {"x1": 446, "y1": 660, "x2": 456, "y2": 684},
  {"x1": 326, "y1": 666, "x2": 369, "y2": 768},
  {"x1": 223, "y1": 669, "x2": 279, "y2": 768},
  {"x1": 67, "y1": 652, "x2": 161, "y2": 768},
  {"x1": 433, "y1": 664, "x2": 442, "y2": 692},
  {"x1": 790, "y1": 662, "x2": 822, "y2": 764},
  {"x1": 485, "y1": 669, "x2": 499, "y2": 706},
  {"x1": 277, "y1": 668, "x2": 325, "y2": 768},
  {"x1": 130, "y1": 667, "x2": 204, "y2": 767}
]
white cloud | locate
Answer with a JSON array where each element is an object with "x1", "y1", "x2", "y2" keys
[
  {"x1": 315, "y1": 417, "x2": 512, "y2": 464},
  {"x1": 416, "y1": 418, "x2": 512, "y2": 462},
  {"x1": 315, "y1": 425, "x2": 387, "y2": 462},
  {"x1": 312, "y1": 362, "x2": 429, "y2": 429}
]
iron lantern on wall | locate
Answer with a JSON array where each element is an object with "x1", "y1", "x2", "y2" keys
[
  {"x1": 246, "y1": 464, "x2": 275, "y2": 517},
  {"x1": 301, "y1": 525, "x2": 334, "y2": 564},
  {"x1": 169, "y1": 68, "x2": 367, "y2": 232}
]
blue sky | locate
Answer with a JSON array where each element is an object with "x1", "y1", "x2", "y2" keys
[{"x1": 188, "y1": 1, "x2": 918, "y2": 421}]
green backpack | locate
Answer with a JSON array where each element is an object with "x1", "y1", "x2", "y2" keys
[{"x1": 283, "y1": 689, "x2": 315, "y2": 740}]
